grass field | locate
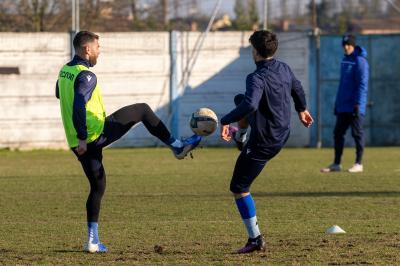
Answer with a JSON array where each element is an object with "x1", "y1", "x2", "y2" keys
[{"x1": 0, "y1": 147, "x2": 399, "y2": 265}]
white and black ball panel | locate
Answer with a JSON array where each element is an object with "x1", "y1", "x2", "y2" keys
[{"x1": 189, "y1": 108, "x2": 218, "y2": 136}]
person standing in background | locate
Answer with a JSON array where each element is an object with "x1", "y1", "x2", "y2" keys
[{"x1": 321, "y1": 34, "x2": 369, "y2": 173}]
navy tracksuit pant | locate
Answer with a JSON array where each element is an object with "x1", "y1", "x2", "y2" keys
[{"x1": 334, "y1": 113, "x2": 364, "y2": 165}]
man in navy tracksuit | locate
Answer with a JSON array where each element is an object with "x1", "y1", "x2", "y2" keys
[
  {"x1": 220, "y1": 30, "x2": 314, "y2": 254},
  {"x1": 321, "y1": 34, "x2": 369, "y2": 173}
]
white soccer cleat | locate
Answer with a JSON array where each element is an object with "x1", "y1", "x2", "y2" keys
[
  {"x1": 320, "y1": 163, "x2": 342, "y2": 173},
  {"x1": 348, "y1": 163, "x2": 363, "y2": 173},
  {"x1": 84, "y1": 242, "x2": 108, "y2": 253}
]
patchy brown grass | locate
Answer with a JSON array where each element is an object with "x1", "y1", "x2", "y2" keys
[{"x1": 0, "y1": 147, "x2": 399, "y2": 264}]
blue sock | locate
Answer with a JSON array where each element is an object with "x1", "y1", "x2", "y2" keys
[
  {"x1": 88, "y1": 222, "x2": 99, "y2": 244},
  {"x1": 235, "y1": 194, "x2": 261, "y2": 239}
]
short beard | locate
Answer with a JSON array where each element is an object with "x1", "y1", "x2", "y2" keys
[{"x1": 89, "y1": 56, "x2": 97, "y2": 67}]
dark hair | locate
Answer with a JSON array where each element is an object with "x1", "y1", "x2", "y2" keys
[
  {"x1": 249, "y1": 30, "x2": 278, "y2": 58},
  {"x1": 73, "y1": 31, "x2": 99, "y2": 50},
  {"x1": 342, "y1": 34, "x2": 356, "y2": 47}
]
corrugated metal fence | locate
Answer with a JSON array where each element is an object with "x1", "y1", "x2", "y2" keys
[{"x1": 316, "y1": 34, "x2": 400, "y2": 146}]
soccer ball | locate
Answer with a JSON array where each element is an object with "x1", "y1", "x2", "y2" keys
[{"x1": 189, "y1": 108, "x2": 218, "y2": 136}]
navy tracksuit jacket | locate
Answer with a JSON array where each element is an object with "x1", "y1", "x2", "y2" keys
[{"x1": 221, "y1": 59, "x2": 307, "y2": 152}]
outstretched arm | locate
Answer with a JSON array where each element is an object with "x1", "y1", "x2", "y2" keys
[
  {"x1": 220, "y1": 74, "x2": 263, "y2": 126},
  {"x1": 220, "y1": 74, "x2": 263, "y2": 141}
]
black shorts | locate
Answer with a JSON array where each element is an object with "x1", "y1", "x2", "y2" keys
[
  {"x1": 230, "y1": 145, "x2": 283, "y2": 193},
  {"x1": 71, "y1": 114, "x2": 132, "y2": 158}
]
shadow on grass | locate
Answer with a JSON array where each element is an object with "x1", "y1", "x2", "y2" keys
[
  {"x1": 53, "y1": 249, "x2": 85, "y2": 253},
  {"x1": 252, "y1": 191, "x2": 400, "y2": 198},
  {"x1": 108, "y1": 191, "x2": 400, "y2": 199}
]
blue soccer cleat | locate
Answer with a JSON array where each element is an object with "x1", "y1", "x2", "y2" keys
[
  {"x1": 171, "y1": 134, "x2": 202, "y2": 159},
  {"x1": 84, "y1": 242, "x2": 108, "y2": 253}
]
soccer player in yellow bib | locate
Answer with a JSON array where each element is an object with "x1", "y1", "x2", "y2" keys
[{"x1": 56, "y1": 31, "x2": 201, "y2": 253}]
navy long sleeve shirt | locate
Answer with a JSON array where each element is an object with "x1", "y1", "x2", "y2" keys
[
  {"x1": 221, "y1": 59, "x2": 307, "y2": 149},
  {"x1": 56, "y1": 56, "x2": 97, "y2": 140}
]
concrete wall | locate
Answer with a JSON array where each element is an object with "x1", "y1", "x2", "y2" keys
[
  {"x1": 0, "y1": 33, "x2": 69, "y2": 149},
  {"x1": 0, "y1": 32, "x2": 171, "y2": 149},
  {"x1": 0, "y1": 32, "x2": 311, "y2": 149},
  {"x1": 174, "y1": 32, "x2": 311, "y2": 146},
  {"x1": 93, "y1": 32, "x2": 171, "y2": 147}
]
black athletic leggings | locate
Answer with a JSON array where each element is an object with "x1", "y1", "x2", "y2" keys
[{"x1": 72, "y1": 103, "x2": 172, "y2": 222}]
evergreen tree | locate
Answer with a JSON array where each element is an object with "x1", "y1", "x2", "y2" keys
[
  {"x1": 233, "y1": 0, "x2": 249, "y2": 30},
  {"x1": 248, "y1": 0, "x2": 259, "y2": 28}
]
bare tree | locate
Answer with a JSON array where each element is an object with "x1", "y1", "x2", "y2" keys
[
  {"x1": 80, "y1": 0, "x2": 101, "y2": 30},
  {"x1": 130, "y1": 0, "x2": 138, "y2": 21},
  {"x1": 189, "y1": 0, "x2": 198, "y2": 15},
  {"x1": 0, "y1": 0, "x2": 15, "y2": 31},
  {"x1": 17, "y1": 0, "x2": 58, "y2": 31},
  {"x1": 0, "y1": 0, "x2": 70, "y2": 32},
  {"x1": 172, "y1": 0, "x2": 180, "y2": 18},
  {"x1": 161, "y1": 0, "x2": 168, "y2": 25},
  {"x1": 281, "y1": 0, "x2": 287, "y2": 19}
]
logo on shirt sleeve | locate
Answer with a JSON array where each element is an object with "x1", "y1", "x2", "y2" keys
[{"x1": 86, "y1": 75, "x2": 92, "y2": 82}]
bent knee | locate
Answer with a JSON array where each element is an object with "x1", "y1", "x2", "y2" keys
[
  {"x1": 351, "y1": 132, "x2": 363, "y2": 139},
  {"x1": 230, "y1": 182, "x2": 249, "y2": 195},
  {"x1": 137, "y1": 103, "x2": 151, "y2": 112}
]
